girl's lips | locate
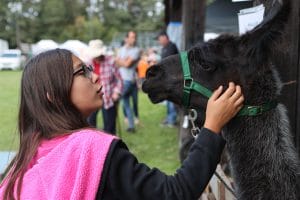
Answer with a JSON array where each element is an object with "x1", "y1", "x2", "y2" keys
[
  {"x1": 96, "y1": 86, "x2": 104, "y2": 97},
  {"x1": 96, "y1": 86, "x2": 103, "y2": 94}
]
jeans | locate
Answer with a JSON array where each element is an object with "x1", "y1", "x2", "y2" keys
[
  {"x1": 87, "y1": 110, "x2": 98, "y2": 127},
  {"x1": 167, "y1": 22, "x2": 182, "y2": 50},
  {"x1": 87, "y1": 105, "x2": 117, "y2": 135},
  {"x1": 102, "y1": 105, "x2": 117, "y2": 135},
  {"x1": 123, "y1": 94, "x2": 138, "y2": 119},
  {"x1": 166, "y1": 101, "x2": 177, "y2": 125},
  {"x1": 122, "y1": 80, "x2": 138, "y2": 129}
]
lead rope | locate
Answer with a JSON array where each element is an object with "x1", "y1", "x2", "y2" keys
[{"x1": 187, "y1": 109, "x2": 236, "y2": 197}]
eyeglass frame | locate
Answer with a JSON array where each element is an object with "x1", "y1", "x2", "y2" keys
[{"x1": 73, "y1": 64, "x2": 94, "y2": 80}]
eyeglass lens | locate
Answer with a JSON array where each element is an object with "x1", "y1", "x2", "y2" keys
[{"x1": 73, "y1": 64, "x2": 93, "y2": 79}]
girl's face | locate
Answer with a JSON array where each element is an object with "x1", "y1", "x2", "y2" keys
[{"x1": 70, "y1": 55, "x2": 103, "y2": 117}]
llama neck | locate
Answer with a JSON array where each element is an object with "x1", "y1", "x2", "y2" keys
[
  {"x1": 243, "y1": 67, "x2": 282, "y2": 106},
  {"x1": 223, "y1": 104, "x2": 300, "y2": 200}
]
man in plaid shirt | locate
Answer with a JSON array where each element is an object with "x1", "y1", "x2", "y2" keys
[{"x1": 87, "y1": 40, "x2": 123, "y2": 135}]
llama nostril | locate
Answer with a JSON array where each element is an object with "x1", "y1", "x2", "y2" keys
[
  {"x1": 146, "y1": 67, "x2": 156, "y2": 78},
  {"x1": 146, "y1": 65, "x2": 161, "y2": 79}
]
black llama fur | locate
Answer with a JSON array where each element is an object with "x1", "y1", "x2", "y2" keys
[{"x1": 142, "y1": 0, "x2": 300, "y2": 199}]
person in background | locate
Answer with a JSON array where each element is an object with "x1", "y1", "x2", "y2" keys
[
  {"x1": 136, "y1": 51, "x2": 149, "y2": 89},
  {"x1": 165, "y1": 0, "x2": 183, "y2": 50},
  {"x1": 147, "y1": 47, "x2": 161, "y2": 66},
  {"x1": 115, "y1": 31, "x2": 141, "y2": 133},
  {"x1": 0, "y1": 49, "x2": 244, "y2": 199},
  {"x1": 157, "y1": 30, "x2": 179, "y2": 128},
  {"x1": 87, "y1": 39, "x2": 123, "y2": 135}
]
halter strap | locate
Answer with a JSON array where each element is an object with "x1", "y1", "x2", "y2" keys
[
  {"x1": 237, "y1": 101, "x2": 278, "y2": 116},
  {"x1": 181, "y1": 51, "x2": 212, "y2": 107},
  {"x1": 180, "y1": 51, "x2": 277, "y2": 117}
]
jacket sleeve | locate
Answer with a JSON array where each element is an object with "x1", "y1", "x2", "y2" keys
[{"x1": 100, "y1": 128, "x2": 226, "y2": 200}]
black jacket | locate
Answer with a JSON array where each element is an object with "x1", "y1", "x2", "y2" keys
[
  {"x1": 161, "y1": 41, "x2": 179, "y2": 59},
  {"x1": 97, "y1": 128, "x2": 226, "y2": 200}
]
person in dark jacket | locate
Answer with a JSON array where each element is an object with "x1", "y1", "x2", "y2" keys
[
  {"x1": 0, "y1": 49, "x2": 244, "y2": 200},
  {"x1": 157, "y1": 31, "x2": 179, "y2": 127}
]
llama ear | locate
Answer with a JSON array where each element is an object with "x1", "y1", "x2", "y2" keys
[
  {"x1": 189, "y1": 46, "x2": 217, "y2": 72},
  {"x1": 240, "y1": 0, "x2": 290, "y2": 62}
]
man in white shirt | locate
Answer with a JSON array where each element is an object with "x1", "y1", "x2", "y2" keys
[{"x1": 115, "y1": 31, "x2": 140, "y2": 133}]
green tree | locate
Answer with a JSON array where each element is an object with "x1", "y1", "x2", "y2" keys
[
  {"x1": 0, "y1": 1, "x2": 21, "y2": 47},
  {"x1": 35, "y1": 0, "x2": 90, "y2": 42},
  {"x1": 90, "y1": 0, "x2": 164, "y2": 39},
  {"x1": 0, "y1": 0, "x2": 164, "y2": 47}
]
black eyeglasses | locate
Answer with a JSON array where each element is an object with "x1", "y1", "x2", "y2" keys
[{"x1": 73, "y1": 64, "x2": 93, "y2": 80}]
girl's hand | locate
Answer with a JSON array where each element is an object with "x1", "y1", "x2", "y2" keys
[{"x1": 204, "y1": 82, "x2": 244, "y2": 134}]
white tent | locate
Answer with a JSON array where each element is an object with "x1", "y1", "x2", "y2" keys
[
  {"x1": 59, "y1": 40, "x2": 89, "y2": 62},
  {"x1": 32, "y1": 39, "x2": 59, "y2": 55}
]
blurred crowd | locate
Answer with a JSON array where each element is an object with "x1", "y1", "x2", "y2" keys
[
  {"x1": 7, "y1": 30, "x2": 180, "y2": 135},
  {"x1": 82, "y1": 30, "x2": 177, "y2": 134}
]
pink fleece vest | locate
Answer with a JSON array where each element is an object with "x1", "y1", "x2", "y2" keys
[{"x1": 0, "y1": 129, "x2": 116, "y2": 200}]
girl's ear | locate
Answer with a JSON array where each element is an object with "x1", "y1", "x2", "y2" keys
[{"x1": 46, "y1": 92, "x2": 52, "y2": 103}]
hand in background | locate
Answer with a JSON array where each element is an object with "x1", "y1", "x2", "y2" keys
[
  {"x1": 112, "y1": 92, "x2": 120, "y2": 102},
  {"x1": 204, "y1": 82, "x2": 244, "y2": 134}
]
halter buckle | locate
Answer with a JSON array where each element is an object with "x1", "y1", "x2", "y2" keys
[
  {"x1": 248, "y1": 106, "x2": 263, "y2": 115},
  {"x1": 184, "y1": 78, "x2": 193, "y2": 89}
]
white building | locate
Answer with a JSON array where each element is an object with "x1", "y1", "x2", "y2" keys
[{"x1": 0, "y1": 39, "x2": 9, "y2": 55}]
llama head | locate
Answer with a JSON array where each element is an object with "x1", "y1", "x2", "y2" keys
[{"x1": 142, "y1": 0, "x2": 290, "y2": 118}]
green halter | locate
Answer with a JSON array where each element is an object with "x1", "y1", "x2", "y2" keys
[{"x1": 180, "y1": 51, "x2": 277, "y2": 117}]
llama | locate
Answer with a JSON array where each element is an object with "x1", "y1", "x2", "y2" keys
[{"x1": 142, "y1": 0, "x2": 300, "y2": 199}]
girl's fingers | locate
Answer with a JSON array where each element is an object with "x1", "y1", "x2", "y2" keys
[
  {"x1": 235, "y1": 105, "x2": 244, "y2": 113},
  {"x1": 234, "y1": 95, "x2": 244, "y2": 107},
  {"x1": 230, "y1": 85, "x2": 242, "y2": 101},
  {"x1": 210, "y1": 85, "x2": 223, "y2": 101},
  {"x1": 221, "y1": 82, "x2": 236, "y2": 99}
]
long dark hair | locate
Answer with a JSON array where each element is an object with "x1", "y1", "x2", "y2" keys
[{"x1": 3, "y1": 49, "x2": 89, "y2": 200}]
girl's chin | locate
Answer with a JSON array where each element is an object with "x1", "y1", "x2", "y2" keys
[
  {"x1": 84, "y1": 105, "x2": 103, "y2": 118},
  {"x1": 97, "y1": 102, "x2": 103, "y2": 109},
  {"x1": 92, "y1": 105, "x2": 103, "y2": 112}
]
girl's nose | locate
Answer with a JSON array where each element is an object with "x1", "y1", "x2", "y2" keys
[{"x1": 92, "y1": 72, "x2": 100, "y2": 84}]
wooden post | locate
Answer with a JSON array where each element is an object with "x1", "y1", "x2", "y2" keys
[
  {"x1": 209, "y1": 165, "x2": 236, "y2": 200},
  {"x1": 164, "y1": 0, "x2": 182, "y2": 27},
  {"x1": 254, "y1": 0, "x2": 300, "y2": 156},
  {"x1": 164, "y1": 0, "x2": 170, "y2": 26},
  {"x1": 181, "y1": 0, "x2": 206, "y2": 50},
  {"x1": 169, "y1": 0, "x2": 207, "y2": 162},
  {"x1": 284, "y1": 0, "x2": 300, "y2": 156},
  {"x1": 180, "y1": 2, "x2": 207, "y2": 163},
  {"x1": 297, "y1": 0, "x2": 300, "y2": 156}
]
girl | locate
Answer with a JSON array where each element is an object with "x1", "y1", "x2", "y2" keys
[{"x1": 0, "y1": 49, "x2": 243, "y2": 200}]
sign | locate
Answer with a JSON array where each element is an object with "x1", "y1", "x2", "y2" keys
[{"x1": 238, "y1": 4, "x2": 265, "y2": 35}]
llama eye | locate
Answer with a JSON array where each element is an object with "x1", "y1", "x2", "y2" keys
[
  {"x1": 200, "y1": 63, "x2": 215, "y2": 71},
  {"x1": 200, "y1": 64, "x2": 210, "y2": 70}
]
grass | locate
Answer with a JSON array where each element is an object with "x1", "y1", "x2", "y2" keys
[
  {"x1": 0, "y1": 71, "x2": 21, "y2": 151},
  {"x1": 0, "y1": 71, "x2": 180, "y2": 174}
]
